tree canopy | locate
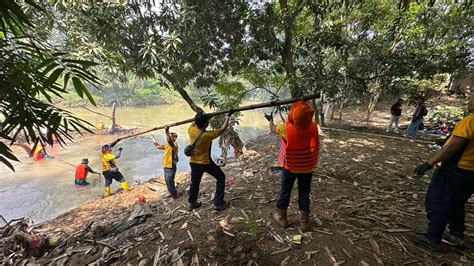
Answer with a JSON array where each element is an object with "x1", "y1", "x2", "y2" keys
[
  {"x1": 0, "y1": 0, "x2": 472, "y2": 169},
  {"x1": 0, "y1": 0, "x2": 99, "y2": 170}
]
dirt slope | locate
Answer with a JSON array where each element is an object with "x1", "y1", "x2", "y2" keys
[{"x1": 4, "y1": 130, "x2": 474, "y2": 265}]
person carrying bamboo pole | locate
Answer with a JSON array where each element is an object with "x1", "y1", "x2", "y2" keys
[
  {"x1": 267, "y1": 100, "x2": 320, "y2": 232},
  {"x1": 187, "y1": 110, "x2": 233, "y2": 211},
  {"x1": 152, "y1": 127, "x2": 179, "y2": 199},
  {"x1": 100, "y1": 144, "x2": 128, "y2": 196}
]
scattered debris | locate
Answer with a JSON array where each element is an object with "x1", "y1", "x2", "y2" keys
[
  {"x1": 4, "y1": 131, "x2": 472, "y2": 265},
  {"x1": 271, "y1": 247, "x2": 291, "y2": 255}
]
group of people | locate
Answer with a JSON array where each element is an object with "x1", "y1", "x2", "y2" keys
[
  {"x1": 386, "y1": 98, "x2": 429, "y2": 139},
  {"x1": 74, "y1": 145, "x2": 128, "y2": 196},
  {"x1": 73, "y1": 100, "x2": 320, "y2": 231},
  {"x1": 413, "y1": 95, "x2": 473, "y2": 251},
  {"x1": 72, "y1": 96, "x2": 472, "y2": 250},
  {"x1": 388, "y1": 96, "x2": 474, "y2": 251}
]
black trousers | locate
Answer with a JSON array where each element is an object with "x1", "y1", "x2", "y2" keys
[
  {"x1": 103, "y1": 170, "x2": 125, "y2": 186},
  {"x1": 276, "y1": 169, "x2": 313, "y2": 211},
  {"x1": 425, "y1": 167, "x2": 474, "y2": 243},
  {"x1": 188, "y1": 161, "x2": 226, "y2": 207}
]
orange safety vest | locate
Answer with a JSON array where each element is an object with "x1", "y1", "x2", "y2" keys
[
  {"x1": 278, "y1": 121, "x2": 319, "y2": 171},
  {"x1": 75, "y1": 164, "x2": 88, "y2": 179}
]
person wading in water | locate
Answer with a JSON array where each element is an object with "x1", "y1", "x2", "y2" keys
[
  {"x1": 74, "y1": 158, "x2": 100, "y2": 186},
  {"x1": 100, "y1": 144, "x2": 128, "y2": 196}
]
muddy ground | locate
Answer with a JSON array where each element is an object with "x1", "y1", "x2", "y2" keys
[{"x1": 2, "y1": 127, "x2": 472, "y2": 265}]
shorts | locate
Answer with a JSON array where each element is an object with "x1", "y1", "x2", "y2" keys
[
  {"x1": 103, "y1": 170, "x2": 125, "y2": 186},
  {"x1": 75, "y1": 178, "x2": 90, "y2": 186}
]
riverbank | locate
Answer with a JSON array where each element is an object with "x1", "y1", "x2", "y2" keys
[
  {"x1": 2, "y1": 129, "x2": 473, "y2": 264},
  {"x1": 0, "y1": 104, "x2": 268, "y2": 223}
]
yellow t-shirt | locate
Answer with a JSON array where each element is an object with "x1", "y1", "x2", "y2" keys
[
  {"x1": 163, "y1": 142, "x2": 178, "y2": 168},
  {"x1": 444, "y1": 114, "x2": 474, "y2": 171},
  {"x1": 100, "y1": 152, "x2": 116, "y2": 171},
  {"x1": 276, "y1": 124, "x2": 315, "y2": 173},
  {"x1": 188, "y1": 125, "x2": 221, "y2": 164}
]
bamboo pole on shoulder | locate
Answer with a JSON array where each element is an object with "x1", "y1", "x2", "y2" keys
[{"x1": 109, "y1": 94, "x2": 320, "y2": 147}]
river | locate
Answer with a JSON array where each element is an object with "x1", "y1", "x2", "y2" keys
[{"x1": 0, "y1": 103, "x2": 271, "y2": 223}]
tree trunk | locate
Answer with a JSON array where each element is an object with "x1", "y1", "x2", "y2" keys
[
  {"x1": 162, "y1": 72, "x2": 203, "y2": 113},
  {"x1": 310, "y1": 99, "x2": 320, "y2": 124},
  {"x1": 366, "y1": 81, "x2": 382, "y2": 124},
  {"x1": 319, "y1": 105, "x2": 326, "y2": 127},
  {"x1": 110, "y1": 103, "x2": 117, "y2": 134},
  {"x1": 330, "y1": 102, "x2": 335, "y2": 121},
  {"x1": 278, "y1": 0, "x2": 304, "y2": 98},
  {"x1": 339, "y1": 101, "x2": 344, "y2": 122},
  {"x1": 162, "y1": 72, "x2": 243, "y2": 160}
]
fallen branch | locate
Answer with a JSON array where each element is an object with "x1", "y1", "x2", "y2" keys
[
  {"x1": 271, "y1": 247, "x2": 291, "y2": 255},
  {"x1": 0, "y1": 215, "x2": 26, "y2": 230},
  {"x1": 109, "y1": 94, "x2": 320, "y2": 146},
  {"x1": 80, "y1": 106, "x2": 112, "y2": 119}
]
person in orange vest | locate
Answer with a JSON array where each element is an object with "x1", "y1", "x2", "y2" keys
[
  {"x1": 32, "y1": 145, "x2": 45, "y2": 161},
  {"x1": 75, "y1": 158, "x2": 100, "y2": 186},
  {"x1": 100, "y1": 144, "x2": 128, "y2": 196},
  {"x1": 152, "y1": 127, "x2": 179, "y2": 199},
  {"x1": 266, "y1": 100, "x2": 320, "y2": 232},
  {"x1": 31, "y1": 143, "x2": 50, "y2": 161}
]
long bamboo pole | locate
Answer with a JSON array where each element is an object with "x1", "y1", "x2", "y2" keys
[{"x1": 109, "y1": 94, "x2": 320, "y2": 146}]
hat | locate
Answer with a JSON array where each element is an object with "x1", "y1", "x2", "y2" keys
[
  {"x1": 81, "y1": 158, "x2": 89, "y2": 164},
  {"x1": 289, "y1": 100, "x2": 314, "y2": 129},
  {"x1": 194, "y1": 112, "x2": 210, "y2": 129}
]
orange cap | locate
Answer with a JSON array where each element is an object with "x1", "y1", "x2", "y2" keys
[{"x1": 289, "y1": 100, "x2": 314, "y2": 129}]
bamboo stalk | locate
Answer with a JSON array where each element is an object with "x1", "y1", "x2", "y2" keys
[{"x1": 109, "y1": 94, "x2": 319, "y2": 146}]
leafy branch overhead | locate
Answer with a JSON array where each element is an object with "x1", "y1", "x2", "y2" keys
[
  {"x1": 0, "y1": 0, "x2": 471, "y2": 171},
  {"x1": 0, "y1": 0, "x2": 100, "y2": 170}
]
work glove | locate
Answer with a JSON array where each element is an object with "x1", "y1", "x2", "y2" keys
[
  {"x1": 118, "y1": 147, "x2": 123, "y2": 151},
  {"x1": 228, "y1": 108, "x2": 235, "y2": 116},
  {"x1": 414, "y1": 162, "x2": 433, "y2": 177},
  {"x1": 264, "y1": 113, "x2": 273, "y2": 121}
]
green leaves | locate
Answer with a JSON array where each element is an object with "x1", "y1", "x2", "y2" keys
[
  {"x1": 0, "y1": 1, "x2": 100, "y2": 170},
  {"x1": 72, "y1": 77, "x2": 96, "y2": 105},
  {"x1": 0, "y1": 142, "x2": 20, "y2": 171}
]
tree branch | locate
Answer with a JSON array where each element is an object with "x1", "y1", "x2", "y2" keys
[{"x1": 162, "y1": 71, "x2": 203, "y2": 113}]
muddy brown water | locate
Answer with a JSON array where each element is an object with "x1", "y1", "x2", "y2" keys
[{"x1": 0, "y1": 103, "x2": 271, "y2": 223}]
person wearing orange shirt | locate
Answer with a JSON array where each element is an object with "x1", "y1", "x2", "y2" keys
[
  {"x1": 413, "y1": 94, "x2": 474, "y2": 252},
  {"x1": 267, "y1": 100, "x2": 320, "y2": 232},
  {"x1": 74, "y1": 158, "x2": 100, "y2": 186}
]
